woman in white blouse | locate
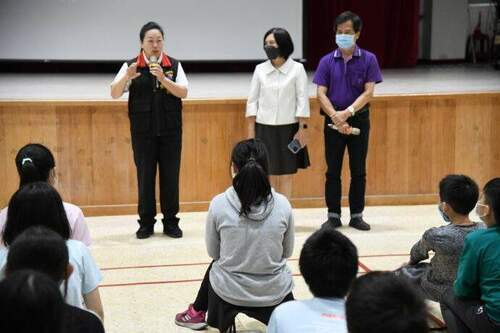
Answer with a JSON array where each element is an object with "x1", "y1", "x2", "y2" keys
[{"x1": 246, "y1": 28, "x2": 310, "y2": 198}]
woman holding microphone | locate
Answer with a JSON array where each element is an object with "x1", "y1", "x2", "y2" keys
[{"x1": 111, "y1": 22, "x2": 188, "y2": 239}]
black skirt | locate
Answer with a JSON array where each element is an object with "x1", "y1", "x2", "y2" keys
[
  {"x1": 255, "y1": 122, "x2": 310, "y2": 176},
  {"x1": 207, "y1": 282, "x2": 294, "y2": 332}
]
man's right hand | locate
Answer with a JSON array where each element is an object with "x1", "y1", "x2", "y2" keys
[
  {"x1": 126, "y1": 62, "x2": 141, "y2": 80},
  {"x1": 338, "y1": 123, "x2": 352, "y2": 135}
]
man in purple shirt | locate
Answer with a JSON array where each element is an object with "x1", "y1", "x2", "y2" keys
[{"x1": 313, "y1": 11, "x2": 382, "y2": 231}]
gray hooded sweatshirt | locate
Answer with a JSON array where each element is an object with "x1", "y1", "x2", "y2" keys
[{"x1": 206, "y1": 187, "x2": 294, "y2": 307}]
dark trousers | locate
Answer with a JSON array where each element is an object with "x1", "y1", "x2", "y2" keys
[
  {"x1": 131, "y1": 132, "x2": 182, "y2": 225},
  {"x1": 324, "y1": 111, "x2": 370, "y2": 216},
  {"x1": 440, "y1": 288, "x2": 500, "y2": 333}
]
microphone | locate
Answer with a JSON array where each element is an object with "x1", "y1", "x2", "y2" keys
[
  {"x1": 328, "y1": 124, "x2": 361, "y2": 135},
  {"x1": 149, "y1": 55, "x2": 160, "y2": 90}
]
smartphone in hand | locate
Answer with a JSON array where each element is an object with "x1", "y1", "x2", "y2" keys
[{"x1": 287, "y1": 139, "x2": 302, "y2": 154}]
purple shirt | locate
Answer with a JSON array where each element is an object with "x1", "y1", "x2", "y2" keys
[{"x1": 313, "y1": 46, "x2": 382, "y2": 110}]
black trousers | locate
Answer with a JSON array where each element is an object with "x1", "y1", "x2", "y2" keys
[
  {"x1": 441, "y1": 288, "x2": 500, "y2": 333},
  {"x1": 324, "y1": 110, "x2": 370, "y2": 217},
  {"x1": 131, "y1": 132, "x2": 182, "y2": 225}
]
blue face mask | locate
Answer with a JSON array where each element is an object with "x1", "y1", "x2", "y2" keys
[
  {"x1": 438, "y1": 204, "x2": 451, "y2": 223},
  {"x1": 336, "y1": 34, "x2": 355, "y2": 49}
]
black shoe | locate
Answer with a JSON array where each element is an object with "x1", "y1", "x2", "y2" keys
[
  {"x1": 163, "y1": 218, "x2": 183, "y2": 238},
  {"x1": 349, "y1": 217, "x2": 371, "y2": 231},
  {"x1": 321, "y1": 217, "x2": 342, "y2": 229},
  {"x1": 136, "y1": 225, "x2": 154, "y2": 239}
]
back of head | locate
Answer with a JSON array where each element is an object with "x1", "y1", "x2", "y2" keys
[
  {"x1": 3, "y1": 182, "x2": 70, "y2": 247},
  {"x1": 484, "y1": 177, "x2": 500, "y2": 225},
  {"x1": 15, "y1": 143, "x2": 55, "y2": 187},
  {"x1": 299, "y1": 228, "x2": 358, "y2": 298},
  {"x1": 439, "y1": 174, "x2": 479, "y2": 215},
  {"x1": 0, "y1": 270, "x2": 64, "y2": 333},
  {"x1": 231, "y1": 139, "x2": 272, "y2": 216},
  {"x1": 346, "y1": 271, "x2": 429, "y2": 333},
  {"x1": 7, "y1": 226, "x2": 69, "y2": 283}
]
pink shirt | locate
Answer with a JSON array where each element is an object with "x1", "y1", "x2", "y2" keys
[{"x1": 0, "y1": 202, "x2": 92, "y2": 247}]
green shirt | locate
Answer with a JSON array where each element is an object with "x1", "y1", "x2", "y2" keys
[{"x1": 454, "y1": 226, "x2": 500, "y2": 322}]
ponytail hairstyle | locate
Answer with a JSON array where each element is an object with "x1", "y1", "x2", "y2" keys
[
  {"x1": 231, "y1": 139, "x2": 272, "y2": 217},
  {"x1": 15, "y1": 143, "x2": 55, "y2": 187},
  {"x1": 3, "y1": 182, "x2": 70, "y2": 247}
]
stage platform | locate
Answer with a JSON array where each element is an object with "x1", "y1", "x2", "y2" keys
[
  {"x1": 0, "y1": 64, "x2": 500, "y2": 100},
  {"x1": 0, "y1": 64, "x2": 499, "y2": 216}
]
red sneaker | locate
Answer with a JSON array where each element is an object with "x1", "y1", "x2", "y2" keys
[{"x1": 175, "y1": 304, "x2": 207, "y2": 330}]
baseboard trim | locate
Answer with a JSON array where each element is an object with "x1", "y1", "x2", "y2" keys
[{"x1": 80, "y1": 194, "x2": 439, "y2": 217}]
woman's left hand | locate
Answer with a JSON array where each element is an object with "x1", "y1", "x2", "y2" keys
[
  {"x1": 150, "y1": 64, "x2": 166, "y2": 81},
  {"x1": 294, "y1": 128, "x2": 308, "y2": 148}
]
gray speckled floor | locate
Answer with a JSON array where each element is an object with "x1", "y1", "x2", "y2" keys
[{"x1": 0, "y1": 64, "x2": 499, "y2": 101}]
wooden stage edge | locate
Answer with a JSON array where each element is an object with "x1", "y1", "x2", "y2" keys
[
  {"x1": 1, "y1": 90, "x2": 500, "y2": 105},
  {"x1": 1, "y1": 91, "x2": 499, "y2": 217}
]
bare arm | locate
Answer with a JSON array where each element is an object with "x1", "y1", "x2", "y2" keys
[
  {"x1": 316, "y1": 85, "x2": 336, "y2": 117},
  {"x1": 333, "y1": 82, "x2": 376, "y2": 123},
  {"x1": 110, "y1": 62, "x2": 140, "y2": 99},
  {"x1": 247, "y1": 116, "x2": 256, "y2": 138},
  {"x1": 350, "y1": 82, "x2": 375, "y2": 112},
  {"x1": 150, "y1": 64, "x2": 188, "y2": 99},
  {"x1": 83, "y1": 287, "x2": 104, "y2": 321},
  {"x1": 159, "y1": 76, "x2": 188, "y2": 98}
]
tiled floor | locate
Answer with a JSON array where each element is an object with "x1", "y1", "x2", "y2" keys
[
  {"x1": 0, "y1": 64, "x2": 499, "y2": 100},
  {"x1": 87, "y1": 204, "x2": 462, "y2": 332}
]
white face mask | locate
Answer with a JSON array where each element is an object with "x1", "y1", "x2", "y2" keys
[
  {"x1": 475, "y1": 202, "x2": 489, "y2": 220},
  {"x1": 230, "y1": 164, "x2": 237, "y2": 179}
]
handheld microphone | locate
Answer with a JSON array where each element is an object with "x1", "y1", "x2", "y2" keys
[
  {"x1": 149, "y1": 55, "x2": 160, "y2": 89},
  {"x1": 328, "y1": 124, "x2": 361, "y2": 135}
]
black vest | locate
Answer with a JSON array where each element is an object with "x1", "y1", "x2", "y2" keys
[{"x1": 127, "y1": 56, "x2": 183, "y2": 136}]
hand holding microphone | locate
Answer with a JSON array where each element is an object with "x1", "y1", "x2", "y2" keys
[
  {"x1": 149, "y1": 56, "x2": 162, "y2": 89},
  {"x1": 329, "y1": 109, "x2": 360, "y2": 135},
  {"x1": 328, "y1": 124, "x2": 361, "y2": 135}
]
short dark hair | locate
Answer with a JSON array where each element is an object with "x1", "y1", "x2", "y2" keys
[
  {"x1": 15, "y1": 143, "x2": 55, "y2": 187},
  {"x1": 7, "y1": 226, "x2": 69, "y2": 283},
  {"x1": 231, "y1": 139, "x2": 271, "y2": 217},
  {"x1": 0, "y1": 270, "x2": 64, "y2": 333},
  {"x1": 139, "y1": 21, "x2": 164, "y2": 42},
  {"x1": 483, "y1": 177, "x2": 500, "y2": 225},
  {"x1": 3, "y1": 182, "x2": 70, "y2": 247},
  {"x1": 335, "y1": 11, "x2": 363, "y2": 33},
  {"x1": 439, "y1": 174, "x2": 479, "y2": 215},
  {"x1": 346, "y1": 271, "x2": 429, "y2": 333},
  {"x1": 299, "y1": 228, "x2": 358, "y2": 298},
  {"x1": 263, "y1": 28, "x2": 294, "y2": 59}
]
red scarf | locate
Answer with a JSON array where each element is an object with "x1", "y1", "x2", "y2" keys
[{"x1": 136, "y1": 51, "x2": 172, "y2": 68}]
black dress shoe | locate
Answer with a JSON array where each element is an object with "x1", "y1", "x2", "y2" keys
[
  {"x1": 349, "y1": 217, "x2": 371, "y2": 231},
  {"x1": 136, "y1": 225, "x2": 154, "y2": 239},
  {"x1": 321, "y1": 217, "x2": 342, "y2": 229},
  {"x1": 163, "y1": 219, "x2": 183, "y2": 238}
]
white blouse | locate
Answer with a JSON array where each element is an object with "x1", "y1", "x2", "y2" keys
[{"x1": 246, "y1": 58, "x2": 310, "y2": 126}]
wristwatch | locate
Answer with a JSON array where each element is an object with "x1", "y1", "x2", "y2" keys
[{"x1": 348, "y1": 106, "x2": 356, "y2": 116}]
